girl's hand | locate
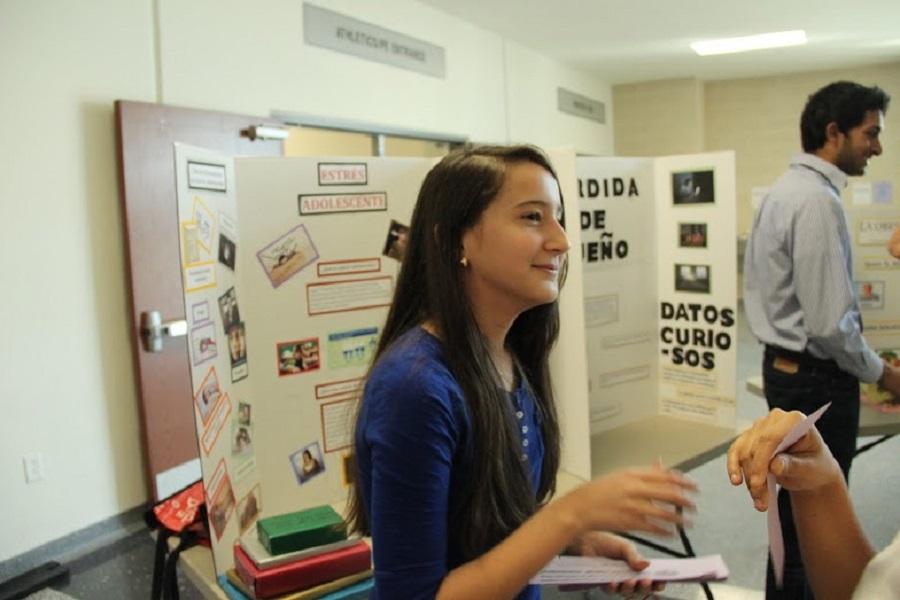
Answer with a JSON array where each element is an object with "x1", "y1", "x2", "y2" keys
[
  {"x1": 562, "y1": 531, "x2": 665, "y2": 597},
  {"x1": 561, "y1": 466, "x2": 697, "y2": 536}
]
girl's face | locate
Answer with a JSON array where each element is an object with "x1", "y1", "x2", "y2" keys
[
  {"x1": 229, "y1": 328, "x2": 244, "y2": 359},
  {"x1": 461, "y1": 161, "x2": 569, "y2": 317}
]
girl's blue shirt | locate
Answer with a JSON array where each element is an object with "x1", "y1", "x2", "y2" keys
[{"x1": 355, "y1": 327, "x2": 544, "y2": 599}]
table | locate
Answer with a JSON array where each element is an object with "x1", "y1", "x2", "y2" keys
[{"x1": 745, "y1": 375, "x2": 900, "y2": 436}]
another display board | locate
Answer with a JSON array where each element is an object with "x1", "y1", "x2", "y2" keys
[
  {"x1": 577, "y1": 153, "x2": 738, "y2": 434},
  {"x1": 847, "y1": 190, "x2": 900, "y2": 413}
]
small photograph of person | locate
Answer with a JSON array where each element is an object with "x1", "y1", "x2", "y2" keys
[
  {"x1": 190, "y1": 321, "x2": 217, "y2": 366},
  {"x1": 232, "y1": 423, "x2": 253, "y2": 455},
  {"x1": 218, "y1": 287, "x2": 241, "y2": 332},
  {"x1": 228, "y1": 322, "x2": 248, "y2": 383},
  {"x1": 209, "y1": 483, "x2": 236, "y2": 540},
  {"x1": 382, "y1": 219, "x2": 410, "y2": 262},
  {"x1": 237, "y1": 487, "x2": 261, "y2": 533},
  {"x1": 678, "y1": 223, "x2": 707, "y2": 248},
  {"x1": 289, "y1": 441, "x2": 325, "y2": 485},
  {"x1": 674, "y1": 264, "x2": 711, "y2": 293},
  {"x1": 672, "y1": 170, "x2": 715, "y2": 204},
  {"x1": 228, "y1": 323, "x2": 247, "y2": 366},
  {"x1": 855, "y1": 281, "x2": 884, "y2": 309},
  {"x1": 237, "y1": 402, "x2": 251, "y2": 426},
  {"x1": 196, "y1": 378, "x2": 221, "y2": 424},
  {"x1": 278, "y1": 347, "x2": 300, "y2": 375}
]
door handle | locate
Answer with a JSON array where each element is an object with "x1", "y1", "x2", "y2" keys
[{"x1": 140, "y1": 310, "x2": 188, "y2": 352}]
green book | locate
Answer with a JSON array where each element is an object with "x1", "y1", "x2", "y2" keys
[{"x1": 257, "y1": 505, "x2": 347, "y2": 555}]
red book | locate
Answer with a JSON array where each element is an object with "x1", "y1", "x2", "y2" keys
[{"x1": 233, "y1": 540, "x2": 371, "y2": 599}]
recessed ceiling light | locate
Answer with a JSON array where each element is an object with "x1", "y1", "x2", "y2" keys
[{"x1": 691, "y1": 30, "x2": 807, "y2": 56}]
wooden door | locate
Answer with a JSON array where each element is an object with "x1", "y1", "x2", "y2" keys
[{"x1": 115, "y1": 101, "x2": 283, "y2": 501}]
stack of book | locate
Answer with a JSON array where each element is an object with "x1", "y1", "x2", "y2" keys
[{"x1": 221, "y1": 505, "x2": 373, "y2": 600}]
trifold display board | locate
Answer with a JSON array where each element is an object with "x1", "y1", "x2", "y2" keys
[
  {"x1": 847, "y1": 200, "x2": 900, "y2": 347},
  {"x1": 846, "y1": 197, "x2": 900, "y2": 411},
  {"x1": 174, "y1": 145, "x2": 735, "y2": 578},
  {"x1": 577, "y1": 154, "x2": 738, "y2": 435},
  {"x1": 174, "y1": 145, "x2": 440, "y2": 576}
]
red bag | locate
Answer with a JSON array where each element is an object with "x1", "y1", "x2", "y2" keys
[
  {"x1": 152, "y1": 480, "x2": 206, "y2": 533},
  {"x1": 145, "y1": 480, "x2": 209, "y2": 600}
]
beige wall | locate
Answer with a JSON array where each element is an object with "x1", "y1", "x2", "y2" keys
[
  {"x1": 613, "y1": 78, "x2": 704, "y2": 156},
  {"x1": 0, "y1": 0, "x2": 155, "y2": 561},
  {"x1": 613, "y1": 62, "x2": 900, "y2": 235}
]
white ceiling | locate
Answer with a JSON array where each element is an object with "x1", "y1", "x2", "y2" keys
[{"x1": 418, "y1": 0, "x2": 900, "y2": 84}]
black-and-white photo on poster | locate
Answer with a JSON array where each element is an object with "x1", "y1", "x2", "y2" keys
[
  {"x1": 675, "y1": 264, "x2": 711, "y2": 293},
  {"x1": 672, "y1": 170, "x2": 714, "y2": 204}
]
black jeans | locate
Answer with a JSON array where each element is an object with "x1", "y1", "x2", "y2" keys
[{"x1": 761, "y1": 347, "x2": 860, "y2": 600}]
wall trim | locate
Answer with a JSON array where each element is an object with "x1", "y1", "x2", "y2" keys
[{"x1": 0, "y1": 504, "x2": 147, "y2": 583}]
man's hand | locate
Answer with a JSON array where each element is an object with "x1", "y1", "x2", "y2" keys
[
  {"x1": 887, "y1": 225, "x2": 900, "y2": 259},
  {"x1": 877, "y1": 361, "x2": 900, "y2": 397}
]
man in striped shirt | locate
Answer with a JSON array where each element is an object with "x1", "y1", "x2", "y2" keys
[{"x1": 744, "y1": 81, "x2": 893, "y2": 600}]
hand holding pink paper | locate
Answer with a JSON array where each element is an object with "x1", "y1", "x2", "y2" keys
[{"x1": 726, "y1": 402, "x2": 831, "y2": 588}]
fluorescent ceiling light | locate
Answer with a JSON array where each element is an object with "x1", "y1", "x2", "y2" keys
[{"x1": 691, "y1": 30, "x2": 807, "y2": 56}]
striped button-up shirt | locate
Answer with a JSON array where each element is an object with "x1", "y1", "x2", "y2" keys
[{"x1": 743, "y1": 152, "x2": 883, "y2": 383}]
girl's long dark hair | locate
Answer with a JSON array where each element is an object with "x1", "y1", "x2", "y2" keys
[{"x1": 346, "y1": 145, "x2": 564, "y2": 561}]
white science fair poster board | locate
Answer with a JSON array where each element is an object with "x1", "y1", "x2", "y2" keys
[
  {"x1": 845, "y1": 185, "x2": 900, "y2": 416},
  {"x1": 575, "y1": 152, "x2": 738, "y2": 476},
  {"x1": 173, "y1": 145, "x2": 594, "y2": 578},
  {"x1": 174, "y1": 145, "x2": 437, "y2": 577}
]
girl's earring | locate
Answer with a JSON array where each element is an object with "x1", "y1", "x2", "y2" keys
[{"x1": 460, "y1": 256, "x2": 469, "y2": 268}]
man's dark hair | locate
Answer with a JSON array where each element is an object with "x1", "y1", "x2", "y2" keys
[{"x1": 801, "y1": 81, "x2": 890, "y2": 151}]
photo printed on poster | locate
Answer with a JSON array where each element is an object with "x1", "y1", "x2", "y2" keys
[
  {"x1": 672, "y1": 170, "x2": 714, "y2": 204},
  {"x1": 856, "y1": 280, "x2": 885, "y2": 310},
  {"x1": 194, "y1": 366, "x2": 223, "y2": 426},
  {"x1": 674, "y1": 264, "x2": 711, "y2": 294},
  {"x1": 256, "y1": 224, "x2": 319, "y2": 288},
  {"x1": 277, "y1": 338, "x2": 321, "y2": 376},
  {"x1": 218, "y1": 233, "x2": 236, "y2": 271},
  {"x1": 191, "y1": 321, "x2": 218, "y2": 366},
  {"x1": 227, "y1": 322, "x2": 248, "y2": 383},
  {"x1": 218, "y1": 287, "x2": 241, "y2": 332},
  {"x1": 678, "y1": 223, "x2": 707, "y2": 248},
  {"x1": 382, "y1": 219, "x2": 409, "y2": 262},
  {"x1": 236, "y1": 484, "x2": 261, "y2": 533},
  {"x1": 289, "y1": 441, "x2": 325, "y2": 485}
]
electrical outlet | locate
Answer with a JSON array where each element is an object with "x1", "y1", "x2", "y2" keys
[{"x1": 23, "y1": 452, "x2": 45, "y2": 483}]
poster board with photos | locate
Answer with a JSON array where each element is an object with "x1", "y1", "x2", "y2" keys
[
  {"x1": 176, "y1": 146, "x2": 257, "y2": 577},
  {"x1": 655, "y1": 153, "x2": 737, "y2": 429},
  {"x1": 575, "y1": 153, "x2": 737, "y2": 435},
  {"x1": 847, "y1": 193, "x2": 900, "y2": 414},
  {"x1": 176, "y1": 145, "x2": 435, "y2": 577}
]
